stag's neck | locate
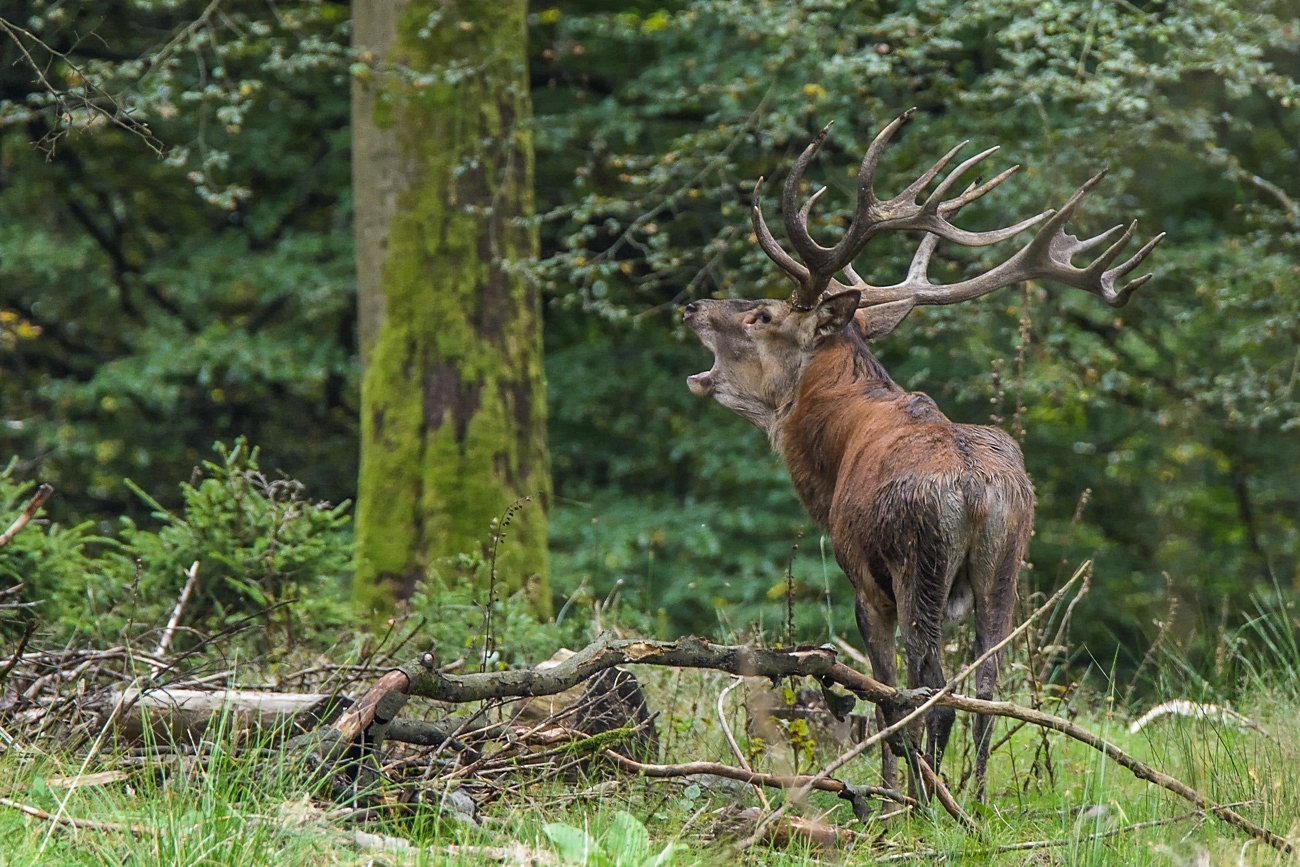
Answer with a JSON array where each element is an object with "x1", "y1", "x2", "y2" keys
[{"x1": 775, "y1": 335, "x2": 902, "y2": 527}]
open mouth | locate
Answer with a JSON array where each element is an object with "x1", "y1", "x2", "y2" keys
[
  {"x1": 683, "y1": 305, "x2": 717, "y2": 398},
  {"x1": 687, "y1": 365, "x2": 716, "y2": 397}
]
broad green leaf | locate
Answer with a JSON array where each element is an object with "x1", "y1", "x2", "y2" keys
[
  {"x1": 543, "y1": 822, "x2": 612, "y2": 866},
  {"x1": 604, "y1": 811, "x2": 650, "y2": 867}
]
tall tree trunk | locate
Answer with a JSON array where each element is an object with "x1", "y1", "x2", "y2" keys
[{"x1": 351, "y1": 0, "x2": 550, "y2": 617}]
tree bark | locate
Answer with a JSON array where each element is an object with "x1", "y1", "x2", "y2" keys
[{"x1": 351, "y1": 0, "x2": 550, "y2": 616}]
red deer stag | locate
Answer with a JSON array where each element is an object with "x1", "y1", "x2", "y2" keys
[{"x1": 683, "y1": 110, "x2": 1161, "y2": 799}]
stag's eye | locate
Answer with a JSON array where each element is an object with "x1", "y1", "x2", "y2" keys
[{"x1": 758, "y1": 311, "x2": 772, "y2": 324}]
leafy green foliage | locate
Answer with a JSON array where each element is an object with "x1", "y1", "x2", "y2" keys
[
  {"x1": 104, "y1": 438, "x2": 354, "y2": 648},
  {"x1": 530, "y1": 0, "x2": 1300, "y2": 666},
  {"x1": 1, "y1": 441, "x2": 352, "y2": 652},
  {"x1": 0, "y1": 1, "x2": 357, "y2": 522},
  {"x1": 2, "y1": 0, "x2": 1298, "y2": 671},
  {"x1": 544, "y1": 811, "x2": 682, "y2": 867},
  {"x1": 0, "y1": 459, "x2": 108, "y2": 631}
]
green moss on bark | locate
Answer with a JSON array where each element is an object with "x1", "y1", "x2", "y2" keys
[{"x1": 353, "y1": 0, "x2": 549, "y2": 617}]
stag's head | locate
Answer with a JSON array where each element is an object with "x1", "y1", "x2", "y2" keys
[
  {"x1": 683, "y1": 291, "x2": 917, "y2": 433},
  {"x1": 685, "y1": 109, "x2": 1163, "y2": 431}
]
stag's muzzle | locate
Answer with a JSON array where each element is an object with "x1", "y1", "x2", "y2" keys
[{"x1": 683, "y1": 302, "x2": 718, "y2": 397}]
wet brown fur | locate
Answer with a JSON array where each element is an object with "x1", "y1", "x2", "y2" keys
[
  {"x1": 685, "y1": 295, "x2": 1034, "y2": 799},
  {"x1": 784, "y1": 324, "x2": 1033, "y2": 795}
]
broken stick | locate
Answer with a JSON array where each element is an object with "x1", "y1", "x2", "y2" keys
[{"x1": 0, "y1": 484, "x2": 53, "y2": 548}]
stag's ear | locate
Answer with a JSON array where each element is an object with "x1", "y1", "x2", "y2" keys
[
  {"x1": 856, "y1": 298, "x2": 917, "y2": 341},
  {"x1": 814, "y1": 290, "x2": 862, "y2": 340}
]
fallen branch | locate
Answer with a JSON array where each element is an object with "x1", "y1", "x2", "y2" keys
[
  {"x1": 328, "y1": 635, "x2": 897, "y2": 751},
  {"x1": 0, "y1": 796, "x2": 149, "y2": 834},
  {"x1": 0, "y1": 484, "x2": 53, "y2": 548},
  {"x1": 114, "y1": 688, "x2": 337, "y2": 743},
  {"x1": 602, "y1": 750, "x2": 918, "y2": 808},
  {"x1": 323, "y1": 561, "x2": 1292, "y2": 854},
  {"x1": 403, "y1": 636, "x2": 896, "y2": 705}
]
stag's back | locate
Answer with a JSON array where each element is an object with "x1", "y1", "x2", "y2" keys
[{"x1": 779, "y1": 334, "x2": 1034, "y2": 618}]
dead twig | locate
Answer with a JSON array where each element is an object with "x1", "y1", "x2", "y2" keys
[
  {"x1": 154, "y1": 561, "x2": 200, "y2": 660},
  {"x1": 718, "y1": 676, "x2": 769, "y2": 809},
  {"x1": 1128, "y1": 700, "x2": 1270, "y2": 738},
  {"x1": 913, "y1": 754, "x2": 977, "y2": 832},
  {"x1": 603, "y1": 750, "x2": 918, "y2": 807},
  {"x1": 0, "y1": 620, "x2": 38, "y2": 686},
  {"x1": 0, "y1": 796, "x2": 150, "y2": 834},
  {"x1": 0, "y1": 484, "x2": 53, "y2": 548}
]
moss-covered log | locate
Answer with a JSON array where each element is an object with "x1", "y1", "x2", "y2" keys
[{"x1": 351, "y1": 0, "x2": 549, "y2": 616}]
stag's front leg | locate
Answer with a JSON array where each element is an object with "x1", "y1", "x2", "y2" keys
[{"x1": 853, "y1": 589, "x2": 905, "y2": 793}]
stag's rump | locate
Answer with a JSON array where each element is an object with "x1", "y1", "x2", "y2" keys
[{"x1": 834, "y1": 422, "x2": 1034, "y2": 628}]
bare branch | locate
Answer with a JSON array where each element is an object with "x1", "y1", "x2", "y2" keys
[
  {"x1": 0, "y1": 485, "x2": 53, "y2": 548},
  {"x1": 154, "y1": 561, "x2": 200, "y2": 661},
  {"x1": 0, "y1": 796, "x2": 151, "y2": 835},
  {"x1": 602, "y1": 750, "x2": 918, "y2": 807}
]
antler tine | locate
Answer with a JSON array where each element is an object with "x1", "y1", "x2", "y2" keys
[
  {"x1": 752, "y1": 176, "x2": 811, "y2": 289},
  {"x1": 797, "y1": 186, "x2": 828, "y2": 226},
  {"x1": 891, "y1": 139, "x2": 970, "y2": 207},
  {"x1": 1086, "y1": 220, "x2": 1138, "y2": 274},
  {"x1": 1067, "y1": 222, "x2": 1126, "y2": 255},
  {"x1": 1097, "y1": 232, "x2": 1165, "y2": 306},
  {"x1": 855, "y1": 107, "x2": 919, "y2": 207},
  {"x1": 850, "y1": 170, "x2": 1162, "y2": 310},
  {"x1": 919, "y1": 146, "x2": 1000, "y2": 217},
  {"x1": 940, "y1": 164, "x2": 1021, "y2": 215},
  {"x1": 905, "y1": 232, "x2": 941, "y2": 283},
  {"x1": 1032, "y1": 170, "x2": 1108, "y2": 239},
  {"x1": 781, "y1": 123, "x2": 837, "y2": 275}
]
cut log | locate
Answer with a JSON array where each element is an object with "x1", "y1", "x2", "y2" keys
[{"x1": 113, "y1": 689, "x2": 344, "y2": 744}]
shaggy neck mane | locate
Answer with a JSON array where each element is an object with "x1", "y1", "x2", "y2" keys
[{"x1": 776, "y1": 328, "x2": 903, "y2": 526}]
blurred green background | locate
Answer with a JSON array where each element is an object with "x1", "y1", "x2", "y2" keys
[{"x1": 2, "y1": 0, "x2": 1297, "y2": 679}]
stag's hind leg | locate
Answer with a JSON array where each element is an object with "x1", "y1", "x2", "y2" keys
[
  {"x1": 895, "y1": 575, "x2": 959, "y2": 779},
  {"x1": 968, "y1": 513, "x2": 1030, "y2": 802}
]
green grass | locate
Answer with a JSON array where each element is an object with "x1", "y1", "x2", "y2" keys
[{"x1": 2, "y1": 668, "x2": 1297, "y2": 866}]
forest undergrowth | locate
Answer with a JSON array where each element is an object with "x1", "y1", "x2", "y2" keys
[
  {"x1": 2, "y1": 450, "x2": 1299, "y2": 865},
  {"x1": 1, "y1": 569, "x2": 1297, "y2": 866}
]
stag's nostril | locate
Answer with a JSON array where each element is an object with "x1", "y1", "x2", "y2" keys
[{"x1": 683, "y1": 302, "x2": 700, "y2": 319}]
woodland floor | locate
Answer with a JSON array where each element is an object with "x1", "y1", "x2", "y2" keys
[{"x1": 1, "y1": 657, "x2": 1297, "y2": 867}]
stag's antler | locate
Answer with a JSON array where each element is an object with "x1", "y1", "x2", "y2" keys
[{"x1": 753, "y1": 110, "x2": 1163, "y2": 311}]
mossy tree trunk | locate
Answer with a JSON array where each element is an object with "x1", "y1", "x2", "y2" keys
[{"x1": 351, "y1": 0, "x2": 550, "y2": 617}]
